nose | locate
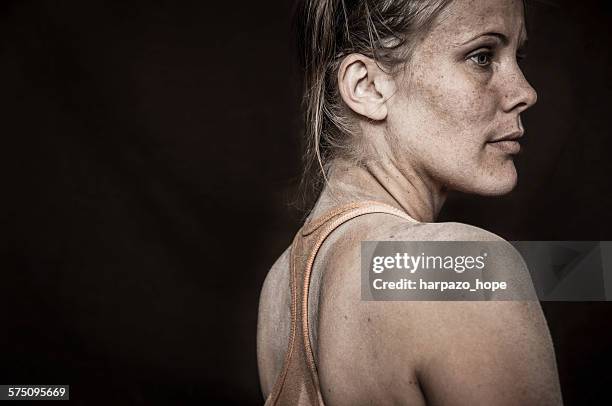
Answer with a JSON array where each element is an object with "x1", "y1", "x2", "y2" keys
[{"x1": 501, "y1": 66, "x2": 538, "y2": 114}]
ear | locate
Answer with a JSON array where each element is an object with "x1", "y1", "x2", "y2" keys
[{"x1": 337, "y1": 54, "x2": 395, "y2": 121}]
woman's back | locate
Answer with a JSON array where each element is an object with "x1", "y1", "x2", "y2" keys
[
  {"x1": 257, "y1": 201, "x2": 426, "y2": 405},
  {"x1": 257, "y1": 200, "x2": 562, "y2": 405},
  {"x1": 258, "y1": 200, "x2": 519, "y2": 404}
]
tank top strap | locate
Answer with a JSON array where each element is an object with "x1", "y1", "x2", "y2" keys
[
  {"x1": 302, "y1": 200, "x2": 418, "y2": 236},
  {"x1": 299, "y1": 200, "x2": 418, "y2": 388},
  {"x1": 265, "y1": 200, "x2": 419, "y2": 406}
]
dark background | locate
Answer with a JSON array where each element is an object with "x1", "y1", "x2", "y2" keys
[{"x1": 1, "y1": 0, "x2": 610, "y2": 404}]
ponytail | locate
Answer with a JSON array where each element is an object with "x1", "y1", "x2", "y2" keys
[{"x1": 292, "y1": 0, "x2": 453, "y2": 213}]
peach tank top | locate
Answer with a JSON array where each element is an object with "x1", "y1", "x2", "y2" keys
[{"x1": 264, "y1": 200, "x2": 419, "y2": 405}]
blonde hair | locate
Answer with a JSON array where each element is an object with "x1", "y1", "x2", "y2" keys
[{"x1": 293, "y1": 0, "x2": 453, "y2": 211}]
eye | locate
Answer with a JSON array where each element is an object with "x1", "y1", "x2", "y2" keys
[{"x1": 469, "y1": 51, "x2": 493, "y2": 67}]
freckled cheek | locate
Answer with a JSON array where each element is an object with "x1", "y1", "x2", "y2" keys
[
  {"x1": 399, "y1": 66, "x2": 497, "y2": 152},
  {"x1": 436, "y1": 84, "x2": 495, "y2": 144},
  {"x1": 426, "y1": 93, "x2": 498, "y2": 166},
  {"x1": 429, "y1": 78, "x2": 493, "y2": 127}
]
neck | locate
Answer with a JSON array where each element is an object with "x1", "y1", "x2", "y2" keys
[{"x1": 312, "y1": 156, "x2": 448, "y2": 223}]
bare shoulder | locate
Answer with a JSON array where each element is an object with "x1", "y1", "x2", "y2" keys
[
  {"x1": 392, "y1": 220, "x2": 533, "y2": 293},
  {"x1": 322, "y1": 219, "x2": 529, "y2": 291},
  {"x1": 315, "y1": 219, "x2": 561, "y2": 405},
  {"x1": 391, "y1": 218, "x2": 510, "y2": 242}
]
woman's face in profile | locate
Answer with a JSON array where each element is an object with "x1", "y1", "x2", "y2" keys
[{"x1": 387, "y1": 0, "x2": 537, "y2": 195}]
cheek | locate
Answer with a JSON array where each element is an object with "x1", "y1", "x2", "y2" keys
[
  {"x1": 389, "y1": 56, "x2": 517, "y2": 193},
  {"x1": 412, "y1": 74, "x2": 503, "y2": 180},
  {"x1": 394, "y1": 66, "x2": 510, "y2": 175},
  {"x1": 418, "y1": 69, "x2": 497, "y2": 141}
]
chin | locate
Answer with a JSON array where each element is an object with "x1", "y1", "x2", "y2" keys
[
  {"x1": 476, "y1": 180, "x2": 517, "y2": 196},
  {"x1": 453, "y1": 164, "x2": 518, "y2": 196},
  {"x1": 475, "y1": 165, "x2": 518, "y2": 196}
]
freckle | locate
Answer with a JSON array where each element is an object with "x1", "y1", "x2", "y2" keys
[
  {"x1": 344, "y1": 315, "x2": 348, "y2": 320},
  {"x1": 367, "y1": 317, "x2": 371, "y2": 322},
  {"x1": 389, "y1": 235, "x2": 394, "y2": 238}
]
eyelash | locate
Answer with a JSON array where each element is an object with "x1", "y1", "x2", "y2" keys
[
  {"x1": 467, "y1": 49, "x2": 528, "y2": 69},
  {"x1": 469, "y1": 50, "x2": 493, "y2": 68}
]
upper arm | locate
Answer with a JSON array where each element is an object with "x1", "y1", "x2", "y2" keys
[
  {"x1": 378, "y1": 223, "x2": 562, "y2": 405},
  {"x1": 317, "y1": 221, "x2": 561, "y2": 405},
  {"x1": 410, "y1": 301, "x2": 562, "y2": 405}
]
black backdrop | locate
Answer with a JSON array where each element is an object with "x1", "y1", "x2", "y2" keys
[{"x1": 1, "y1": 0, "x2": 610, "y2": 405}]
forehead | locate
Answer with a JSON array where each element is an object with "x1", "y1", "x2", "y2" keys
[{"x1": 428, "y1": 0, "x2": 527, "y2": 45}]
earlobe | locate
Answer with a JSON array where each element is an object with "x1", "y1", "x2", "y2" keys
[{"x1": 337, "y1": 54, "x2": 391, "y2": 121}]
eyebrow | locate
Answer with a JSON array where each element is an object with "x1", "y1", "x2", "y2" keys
[{"x1": 458, "y1": 31, "x2": 528, "y2": 48}]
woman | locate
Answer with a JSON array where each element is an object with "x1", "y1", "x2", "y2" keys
[{"x1": 258, "y1": 0, "x2": 563, "y2": 404}]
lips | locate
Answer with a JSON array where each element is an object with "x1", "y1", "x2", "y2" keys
[
  {"x1": 487, "y1": 139, "x2": 521, "y2": 154},
  {"x1": 489, "y1": 130, "x2": 524, "y2": 143},
  {"x1": 487, "y1": 131, "x2": 523, "y2": 154}
]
